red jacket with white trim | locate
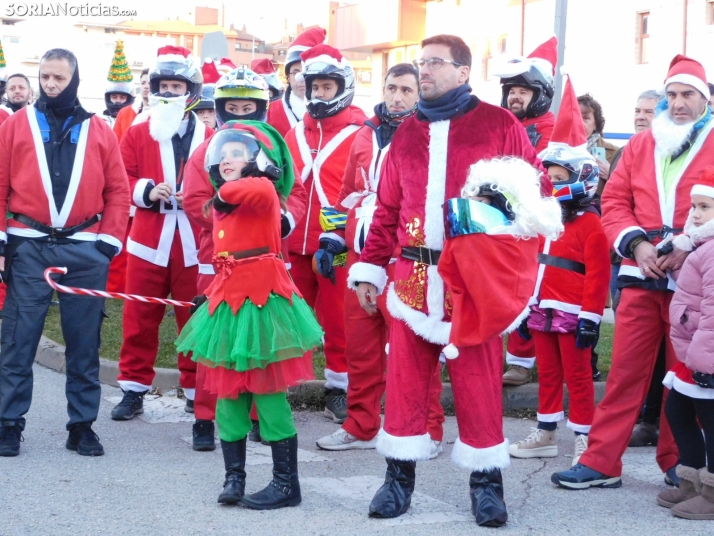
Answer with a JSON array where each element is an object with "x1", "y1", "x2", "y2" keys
[
  {"x1": 267, "y1": 94, "x2": 301, "y2": 138},
  {"x1": 121, "y1": 115, "x2": 212, "y2": 268},
  {"x1": 0, "y1": 105, "x2": 129, "y2": 248},
  {"x1": 285, "y1": 105, "x2": 366, "y2": 256}
]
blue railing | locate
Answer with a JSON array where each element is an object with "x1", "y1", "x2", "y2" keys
[{"x1": 604, "y1": 132, "x2": 633, "y2": 141}]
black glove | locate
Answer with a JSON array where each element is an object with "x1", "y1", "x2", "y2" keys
[
  {"x1": 693, "y1": 372, "x2": 714, "y2": 389},
  {"x1": 213, "y1": 194, "x2": 236, "y2": 214},
  {"x1": 189, "y1": 294, "x2": 207, "y2": 315},
  {"x1": 575, "y1": 319, "x2": 600, "y2": 349},
  {"x1": 314, "y1": 237, "x2": 346, "y2": 284},
  {"x1": 516, "y1": 317, "x2": 531, "y2": 341},
  {"x1": 281, "y1": 213, "x2": 292, "y2": 239},
  {"x1": 95, "y1": 239, "x2": 118, "y2": 261}
]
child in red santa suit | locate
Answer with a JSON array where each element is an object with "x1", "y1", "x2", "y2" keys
[
  {"x1": 656, "y1": 168, "x2": 714, "y2": 520},
  {"x1": 508, "y1": 76, "x2": 610, "y2": 467}
]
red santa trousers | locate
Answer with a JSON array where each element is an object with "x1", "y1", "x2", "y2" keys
[
  {"x1": 532, "y1": 330, "x2": 594, "y2": 433},
  {"x1": 117, "y1": 230, "x2": 198, "y2": 394},
  {"x1": 506, "y1": 330, "x2": 536, "y2": 368},
  {"x1": 0, "y1": 282, "x2": 6, "y2": 311},
  {"x1": 290, "y1": 253, "x2": 348, "y2": 390},
  {"x1": 579, "y1": 288, "x2": 679, "y2": 476},
  {"x1": 342, "y1": 255, "x2": 445, "y2": 442},
  {"x1": 194, "y1": 270, "x2": 219, "y2": 420},
  {"x1": 106, "y1": 218, "x2": 132, "y2": 293},
  {"x1": 378, "y1": 319, "x2": 509, "y2": 470}
]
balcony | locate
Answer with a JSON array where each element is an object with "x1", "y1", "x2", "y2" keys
[{"x1": 334, "y1": 0, "x2": 427, "y2": 53}]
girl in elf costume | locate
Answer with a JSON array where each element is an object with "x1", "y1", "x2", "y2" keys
[{"x1": 176, "y1": 120, "x2": 323, "y2": 509}]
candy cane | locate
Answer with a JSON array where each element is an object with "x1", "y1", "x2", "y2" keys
[{"x1": 44, "y1": 267, "x2": 195, "y2": 308}]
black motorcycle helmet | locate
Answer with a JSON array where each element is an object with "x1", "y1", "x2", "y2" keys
[{"x1": 500, "y1": 61, "x2": 554, "y2": 119}]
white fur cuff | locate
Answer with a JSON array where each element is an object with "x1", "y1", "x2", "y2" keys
[
  {"x1": 672, "y1": 234, "x2": 694, "y2": 252},
  {"x1": 347, "y1": 262, "x2": 388, "y2": 294},
  {"x1": 451, "y1": 438, "x2": 511, "y2": 471},
  {"x1": 376, "y1": 429, "x2": 432, "y2": 461}
]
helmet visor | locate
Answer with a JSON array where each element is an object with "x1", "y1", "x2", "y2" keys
[{"x1": 204, "y1": 129, "x2": 261, "y2": 173}]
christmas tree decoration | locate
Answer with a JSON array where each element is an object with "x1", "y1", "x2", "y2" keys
[
  {"x1": 104, "y1": 40, "x2": 135, "y2": 116},
  {"x1": 0, "y1": 40, "x2": 7, "y2": 88},
  {"x1": 108, "y1": 40, "x2": 132, "y2": 84}
]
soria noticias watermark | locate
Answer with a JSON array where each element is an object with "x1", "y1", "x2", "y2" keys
[{"x1": 5, "y1": 3, "x2": 137, "y2": 17}]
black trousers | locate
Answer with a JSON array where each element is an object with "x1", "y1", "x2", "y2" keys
[
  {"x1": 0, "y1": 239, "x2": 109, "y2": 430},
  {"x1": 665, "y1": 387, "x2": 714, "y2": 471}
]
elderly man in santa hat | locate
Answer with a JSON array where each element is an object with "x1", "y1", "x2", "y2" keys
[{"x1": 552, "y1": 54, "x2": 714, "y2": 490}]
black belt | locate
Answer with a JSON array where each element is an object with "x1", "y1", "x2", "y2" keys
[
  {"x1": 401, "y1": 246, "x2": 441, "y2": 265},
  {"x1": 646, "y1": 226, "x2": 682, "y2": 240},
  {"x1": 13, "y1": 213, "x2": 100, "y2": 239},
  {"x1": 538, "y1": 253, "x2": 586, "y2": 275}
]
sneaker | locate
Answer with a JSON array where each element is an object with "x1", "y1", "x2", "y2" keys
[
  {"x1": 324, "y1": 388, "x2": 347, "y2": 424},
  {"x1": 316, "y1": 427, "x2": 377, "y2": 451},
  {"x1": 502, "y1": 365, "x2": 532, "y2": 386},
  {"x1": 0, "y1": 424, "x2": 23, "y2": 457},
  {"x1": 551, "y1": 463, "x2": 622, "y2": 490},
  {"x1": 66, "y1": 423, "x2": 104, "y2": 456},
  {"x1": 509, "y1": 428, "x2": 557, "y2": 458},
  {"x1": 185, "y1": 399, "x2": 194, "y2": 414},
  {"x1": 192, "y1": 420, "x2": 216, "y2": 452},
  {"x1": 111, "y1": 389, "x2": 147, "y2": 421},
  {"x1": 572, "y1": 434, "x2": 588, "y2": 466},
  {"x1": 665, "y1": 464, "x2": 681, "y2": 487},
  {"x1": 429, "y1": 440, "x2": 443, "y2": 460}
]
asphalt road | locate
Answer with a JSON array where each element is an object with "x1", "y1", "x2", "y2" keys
[{"x1": 0, "y1": 364, "x2": 709, "y2": 536}]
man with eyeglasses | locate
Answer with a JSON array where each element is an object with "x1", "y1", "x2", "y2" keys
[
  {"x1": 349, "y1": 34, "x2": 549, "y2": 527},
  {"x1": 267, "y1": 27, "x2": 325, "y2": 137}
]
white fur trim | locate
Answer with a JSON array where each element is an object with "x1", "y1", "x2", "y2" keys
[
  {"x1": 424, "y1": 121, "x2": 449, "y2": 250},
  {"x1": 157, "y1": 53, "x2": 192, "y2": 64},
  {"x1": 132, "y1": 178, "x2": 155, "y2": 208},
  {"x1": 303, "y1": 53, "x2": 347, "y2": 71},
  {"x1": 689, "y1": 218, "x2": 714, "y2": 244},
  {"x1": 0, "y1": 230, "x2": 6, "y2": 242},
  {"x1": 613, "y1": 225, "x2": 646, "y2": 257},
  {"x1": 664, "y1": 371, "x2": 714, "y2": 400},
  {"x1": 673, "y1": 233, "x2": 695, "y2": 252},
  {"x1": 451, "y1": 438, "x2": 511, "y2": 471},
  {"x1": 502, "y1": 305, "x2": 530, "y2": 336},
  {"x1": 117, "y1": 380, "x2": 151, "y2": 393},
  {"x1": 692, "y1": 185, "x2": 714, "y2": 199},
  {"x1": 665, "y1": 74, "x2": 711, "y2": 100},
  {"x1": 538, "y1": 299, "x2": 581, "y2": 315},
  {"x1": 376, "y1": 429, "x2": 432, "y2": 461},
  {"x1": 182, "y1": 388, "x2": 195, "y2": 401},
  {"x1": 324, "y1": 369, "x2": 348, "y2": 390},
  {"x1": 386, "y1": 283, "x2": 451, "y2": 345},
  {"x1": 347, "y1": 261, "x2": 388, "y2": 294},
  {"x1": 618, "y1": 263, "x2": 646, "y2": 280},
  {"x1": 282, "y1": 209, "x2": 296, "y2": 236},
  {"x1": 536, "y1": 411, "x2": 564, "y2": 423},
  {"x1": 443, "y1": 343, "x2": 459, "y2": 359},
  {"x1": 198, "y1": 263, "x2": 215, "y2": 275},
  {"x1": 566, "y1": 420, "x2": 591, "y2": 434},
  {"x1": 505, "y1": 353, "x2": 535, "y2": 367},
  {"x1": 577, "y1": 311, "x2": 602, "y2": 323}
]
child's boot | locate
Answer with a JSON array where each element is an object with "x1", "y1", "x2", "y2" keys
[
  {"x1": 657, "y1": 465, "x2": 701, "y2": 508},
  {"x1": 671, "y1": 468, "x2": 714, "y2": 519},
  {"x1": 241, "y1": 435, "x2": 301, "y2": 509},
  {"x1": 217, "y1": 438, "x2": 247, "y2": 504}
]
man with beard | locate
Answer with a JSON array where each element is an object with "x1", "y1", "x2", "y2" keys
[
  {"x1": 267, "y1": 27, "x2": 326, "y2": 137},
  {"x1": 113, "y1": 68, "x2": 151, "y2": 142},
  {"x1": 552, "y1": 55, "x2": 714, "y2": 490},
  {"x1": 495, "y1": 37, "x2": 557, "y2": 388},
  {"x1": 0, "y1": 48, "x2": 129, "y2": 457},
  {"x1": 0, "y1": 74, "x2": 32, "y2": 123},
  {"x1": 316, "y1": 63, "x2": 445, "y2": 455},
  {"x1": 110, "y1": 46, "x2": 210, "y2": 421}
]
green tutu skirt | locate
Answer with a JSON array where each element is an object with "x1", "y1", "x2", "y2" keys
[{"x1": 176, "y1": 292, "x2": 324, "y2": 373}]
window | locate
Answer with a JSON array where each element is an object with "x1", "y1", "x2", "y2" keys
[
  {"x1": 637, "y1": 11, "x2": 650, "y2": 64},
  {"x1": 3, "y1": 35, "x2": 20, "y2": 43},
  {"x1": 234, "y1": 43, "x2": 241, "y2": 50},
  {"x1": 482, "y1": 39, "x2": 493, "y2": 81},
  {"x1": 185, "y1": 36, "x2": 194, "y2": 50},
  {"x1": 708, "y1": 0, "x2": 714, "y2": 25},
  {"x1": 498, "y1": 35, "x2": 508, "y2": 55},
  {"x1": 278, "y1": 49, "x2": 285, "y2": 56}
]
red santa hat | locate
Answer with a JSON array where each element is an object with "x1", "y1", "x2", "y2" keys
[
  {"x1": 691, "y1": 166, "x2": 714, "y2": 200},
  {"x1": 492, "y1": 36, "x2": 557, "y2": 84},
  {"x1": 527, "y1": 36, "x2": 558, "y2": 76},
  {"x1": 251, "y1": 58, "x2": 276, "y2": 75},
  {"x1": 673, "y1": 166, "x2": 714, "y2": 252},
  {"x1": 300, "y1": 44, "x2": 348, "y2": 70},
  {"x1": 664, "y1": 54, "x2": 710, "y2": 100},
  {"x1": 157, "y1": 45, "x2": 192, "y2": 63},
  {"x1": 286, "y1": 27, "x2": 327, "y2": 67},
  {"x1": 202, "y1": 58, "x2": 221, "y2": 84},
  {"x1": 217, "y1": 57, "x2": 237, "y2": 74}
]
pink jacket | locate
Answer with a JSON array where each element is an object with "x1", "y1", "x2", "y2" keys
[{"x1": 669, "y1": 217, "x2": 714, "y2": 374}]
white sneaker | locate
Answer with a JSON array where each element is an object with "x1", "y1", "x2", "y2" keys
[
  {"x1": 429, "y1": 440, "x2": 443, "y2": 460},
  {"x1": 509, "y1": 427, "x2": 558, "y2": 458},
  {"x1": 315, "y1": 427, "x2": 377, "y2": 451},
  {"x1": 572, "y1": 434, "x2": 588, "y2": 466}
]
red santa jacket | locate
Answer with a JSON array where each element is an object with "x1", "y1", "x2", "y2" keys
[
  {"x1": 521, "y1": 112, "x2": 555, "y2": 154},
  {"x1": 349, "y1": 98, "x2": 549, "y2": 345},
  {"x1": 0, "y1": 105, "x2": 13, "y2": 127},
  {"x1": 602, "y1": 118, "x2": 714, "y2": 291},
  {"x1": 0, "y1": 105, "x2": 129, "y2": 248},
  {"x1": 530, "y1": 211, "x2": 610, "y2": 322},
  {"x1": 121, "y1": 115, "x2": 212, "y2": 268},
  {"x1": 267, "y1": 93, "x2": 302, "y2": 138},
  {"x1": 286, "y1": 105, "x2": 366, "y2": 256}
]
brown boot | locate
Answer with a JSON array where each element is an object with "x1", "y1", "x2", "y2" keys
[
  {"x1": 503, "y1": 365, "x2": 532, "y2": 386},
  {"x1": 657, "y1": 465, "x2": 700, "y2": 508},
  {"x1": 629, "y1": 422, "x2": 658, "y2": 447},
  {"x1": 671, "y1": 468, "x2": 714, "y2": 520}
]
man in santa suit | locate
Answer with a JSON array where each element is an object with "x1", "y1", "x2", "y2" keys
[
  {"x1": 551, "y1": 55, "x2": 714, "y2": 490},
  {"x1": 110, "y1": 46, "x2": 211, "y2": 421},
  {"x1": 113, "y1": 68, "x2": 151, "y2": 143},
  {"x1": 349, "y1": 34, "x2": 548, "y2": 525},
  {"x1": 182, "y1": 67, "x2": 307, "y2": 451},
  {"x1": 285, "y1": 44, "x2": 366, "y2": 422},
  {"x1": 251, "y1": 58, "x2": 284, "y2": 103},
  {"x1": 267, "y1": 27, "x2": 326, "y2": 137},
  {"x1": 0, "y1": 74, "x2": 33, "y2": 127},
  {"x1": 316, "y1": 63, "x2": 445, "y2": 456},
  {"x1": 493, "y1": 37, "x2": 558, "y2": 387},
  {"x1": 0, "y1": 48, "x2": 129, "y2": 457}
]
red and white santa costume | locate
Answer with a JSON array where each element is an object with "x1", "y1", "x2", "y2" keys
[
  {"x1": 0, "y1": 103, "x2": 13, "y2": 309},
  {"x1": 580, "y1": 55, "x2": 714, "y2": 477},
  {"x1": 116, "y1": 49, "x2": 213, "y2": 397},
  {"x1": 349, "y1": 94, "x2": 548, "y2": 467},
  {"x1": 284, "y1": 46, "x2": 366, "y2": 391}
]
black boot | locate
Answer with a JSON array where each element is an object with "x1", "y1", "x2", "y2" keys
[
  {"x1": 217, "y1": 438, "x2": 247, "y2": 505},
  {"x1": 469, "y1": 468, "x2": 508, "y2": 527},
  {"x1": 241, "y1": 435, "x2": 301, "y2": 510},
  {"x1": 192, "y1": 420, "x2": 216, "y2": 452},
  {"x1": 368, "y1": 458, "x2": 416, "y2": 518},
  {"x1": 248, "y1": 420, "x2": 262, "y2": 442}
]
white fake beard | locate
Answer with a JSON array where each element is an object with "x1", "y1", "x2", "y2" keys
[
  {"x1": 651, "y1": 111, "x2": 696, "y2": 158},
  {"x1": 148, "y1": 94, "x2": 189, "y2": 142},
  {"x1": 289, "y1": 90, "x2": 307, "y2": 119}
]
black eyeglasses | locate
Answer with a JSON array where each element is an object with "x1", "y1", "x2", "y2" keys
[{"x1": 414, "y1": 58, "x2": 462, "y2": 70}]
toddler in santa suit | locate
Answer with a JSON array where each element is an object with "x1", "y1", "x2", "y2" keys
[
  {"x1": 176, "y1": 121, "x2": 323, "y2": 509},
  {"x1": 656, "y1": 168, "x2": 714, "y2": 520},
  {"x1": 508, "y1": 75, "x2": 610, "y2": 467}
]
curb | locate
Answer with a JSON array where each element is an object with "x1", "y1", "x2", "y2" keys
[{"x1": 35, "y1": 335, "x2": 606, "y2": 410}]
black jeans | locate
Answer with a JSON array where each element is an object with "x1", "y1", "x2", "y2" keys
[
  {"x1": 0, "y1": 239, "x2": 109, "y2": 430},
  {"x1": 665, "y1": 388, "x2": 714, "y2": 471}
]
